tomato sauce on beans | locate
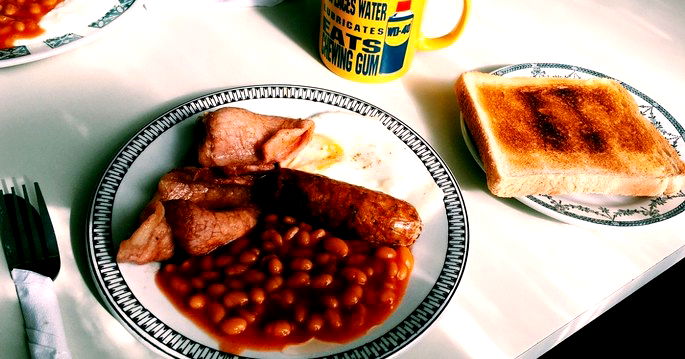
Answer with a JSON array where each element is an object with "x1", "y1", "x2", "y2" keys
[
  {"x1": 156, "y1": 213, "x2": 414, "y2": 354},
  {"x1": 0, "y1": 0, "x2": 63, "y2": 49}
]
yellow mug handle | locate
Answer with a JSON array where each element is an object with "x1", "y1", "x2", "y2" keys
[{"x1": 418, "y1": 0, "x2": 471, "y2": 51}]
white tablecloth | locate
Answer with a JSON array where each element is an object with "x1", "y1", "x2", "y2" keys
[{"x1": 1, "y1": 0, "x2": 684, "y2": 357}]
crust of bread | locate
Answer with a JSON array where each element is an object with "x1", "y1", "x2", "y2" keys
[{"x1": 455, "y1": 72, "x2": 685, "y2": 197}]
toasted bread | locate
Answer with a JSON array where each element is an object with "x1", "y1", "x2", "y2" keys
[{"x1": 455, "y1": 71, "x2": 685, "y2": 197}]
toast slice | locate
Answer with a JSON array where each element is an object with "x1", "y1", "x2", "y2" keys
[{"x1": 455, "y1": 71, "x2": 685, "y2": 197}]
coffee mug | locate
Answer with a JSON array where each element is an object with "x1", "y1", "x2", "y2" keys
[{"x1": 319, "y1": 0, "x2": 470, "y2": 83}]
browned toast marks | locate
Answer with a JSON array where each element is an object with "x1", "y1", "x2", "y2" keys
[{"x1": 456, "y1": 72, "x2": 685, "y2": 197}]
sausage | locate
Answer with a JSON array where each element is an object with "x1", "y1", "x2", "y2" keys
[{"x1": 259, "y1": 168, "x2": 422, "y2": 247}]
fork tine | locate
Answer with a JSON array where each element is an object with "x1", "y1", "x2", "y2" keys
[
  {"x1": 34, "y1": 182, "x2": 58, "y2": 260},
  {"x1": 22, "y1": 184, "x2": 45, "y2": 261},
  {"x1": 9, "y1": 186, "x2": 30, "y2": 267},
  {"x1": 0, "y1": 190, "x2": 19, "y2": 270}
]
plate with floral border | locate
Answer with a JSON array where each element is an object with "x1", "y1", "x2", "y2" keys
[
  {"x1": 460, "y1": 62, "x2": 685, "y2": 227},
  {"x1": 0, "y1": 0, "x2": 139, "y2": 68},
  {"x1": 86, "y1": 85, "x2": 469, "y2": 358}
]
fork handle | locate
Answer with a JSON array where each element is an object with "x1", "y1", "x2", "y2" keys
[{"x1": 11, "y1": 269, "x2": 72, "y2": 359}]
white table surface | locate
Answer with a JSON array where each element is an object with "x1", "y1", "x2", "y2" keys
[{"x1": 1, "y1": 0, "x2": 684, "y2": 358}]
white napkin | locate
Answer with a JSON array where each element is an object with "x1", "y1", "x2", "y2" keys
[{"x1": 11, "y1": 269, "x2": 71, "y2": 359}]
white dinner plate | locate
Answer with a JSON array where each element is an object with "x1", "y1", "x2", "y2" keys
[
  {"x1": 86, "y1": 85, "x2": 469, "y2": 358},
  {"x1": 0, "y1": 0, "x2": 139, "y2": 68},
  {"x1": 460, "y1": 63, "x2": 685, "y2": 226}
]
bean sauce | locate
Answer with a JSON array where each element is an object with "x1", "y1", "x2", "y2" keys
[{"x1": 156, "y1": 213, "x2": 414, "y2": 354}]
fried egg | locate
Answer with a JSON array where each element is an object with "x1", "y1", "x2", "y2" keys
[{"x1": 286, "y1": 111, "x2": 443, "y2": 218}]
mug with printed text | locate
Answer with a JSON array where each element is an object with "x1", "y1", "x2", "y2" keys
[{"x1": 319, "y1": 0, "x2": 470, "y2": 82}]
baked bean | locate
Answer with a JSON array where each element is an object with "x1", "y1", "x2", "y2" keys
[
  {"x1": 324, "y1": 237, "x2": 349, "y2": 257},
  {"x1": 163, "y1": 263, "x2": 177, "y2": 274},
  {"x1": 384, "y1": 281, "x2": 396, "y2": 290},
  {"x1": 290, "y1": 258, "x2": 313, "y2": 271},
  {"x1": 398, "y1": 246, "x2": 414, "y2": 271},
  {"x1": 385, "y1": 261, "x2": 398, "y2": 279},
  {"x1": 396, "y1": 264, "x2": 409, "y2": 281},
  {"x1": 284, "y1": 226, "x2": 299, "y2": 241},
  {"x1": 310, "y1": 229, "x2": 327, "y2": 240},
  {"x1": 267, "y1": 257, "x2": 283, "y2": 275},
  {"x1": 223, "y1": 291, "x2": 249, "y2": 308},
  {"x1": 221, "y1": 317, "x2": 247, "y2": 335},
  {"x1": 307, "y1": 313, "x2": 324, "y2": 332},
  {"x1": 311, "y1": 273, "x2": 333, "y2": 288},
  {"x1": 379, "y1": 289, "x2": 396, "y2": 306},
  {"x1": 261, "y1": 229, "x2": 283, "y2": 246},
  {"x1": 207, "y1": 283, "x2": 227, "y2": 297},
  {"x1": 169, "y1": 277, "x2": 190, "y2": 294},
  {"x1": 264, "y1": 213, "x2": 279, "y2": 224},
  {"x1": 295, "y1": 230, "x2": 311, "y2": 247},
  {"x1": 342, "y1": 267, "x2": 368, "y2": 285},
  {"x1": 13, "y1": 22, "x2": 24, "y2": 33},
  {"x1": 244, "y1": 269, "x2": 266, "y2": 284},
  {"x1": 375, "y1": 246, "x2": 397, "y2": 259},
  {"x1": 363, "y1": 265, "x2": 375, "y2": 278},
  {"x1": 279, "y1": 289, "x2": 296, "y2": 306},
  {"x1": 298, "y1": 222, "x2": 312, "y2": 232},
  {"x1": 262, "y1": 241, "x2": 276, "y2": 251},
  {"x1": 342, "y1": 285, "x2": 363, "y2": 306},
  {"x1": 180, "y1": 259, "x2": 194, "y2": 273},
  {"x1": 238, "y1": 308, "x2": 257, "y2": 324},
  {"x1": 322, "y1": 295, "x2": 339, "y2": 309},
  {"x1": 282, "y1": 215, "x2": 297, "y2": 225},
  {"x1": 249, "y1": 287, "x2": 266, "y2": 304},
  {"x1": 4, "y1": 4, "x2": 17, "y2": 16},
  {"x1": 225, "y1": 264, "x2": 248, "y2": 276},
  {"x1": 294, "y1": 303, "x2": 308, "y2": 323},
  {"x1": 315, "y1": 253, "x2": 333, "y2": 266},
  {"x1": 227, "y1": 278, "x2": 245, "y2": 290},
  {"x1": 230, "y1": 238, "x2": 250, "y2": 255},
  {"x1": 191, "y1": 278, "x2": 206, "y2": 290},
  {"x1": 29, "y1": 3, "x2": 41, "y2": 14},
  {"x1": 207, "y1": 302, "x2": 226, "y2": 323},
  {"x1": 215, "y1": 255, "x2": 233, "y2": 268},
  {"x1": 287, "y1": 272, "x2": 310, "y2": 288},
  {"x1": 267, "y1": 320, "x2": 293, "y2": 337},
  {"x1": 239, "y1": 249, "x2": 259, "y2": 264},
  {"x1": 265, "y1": 276, "x2": 283, "y2": 292},
  {"x1": 188, "y1": 294, "x2": 208, "y2": 309},
  {"x1": 325, "y1": 308, "x2": 343, "y2": 329},
  {"x1": 346, "y1": 254, "x2": 367, "y2": 266},
  {"x1": 201, "y1": 271, "x2": 220, "y2": 281},
  {"x1": 200, "y1": 256, "x2": 214, "y2": 271}
]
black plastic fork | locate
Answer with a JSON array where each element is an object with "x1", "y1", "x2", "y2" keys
[{"x1": 0, "y1": 181, "x2": 60, "y2": 280}]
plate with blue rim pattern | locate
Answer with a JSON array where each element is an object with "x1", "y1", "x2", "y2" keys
[
  {"x1": 460, "y1": 62, "x2": 685, "y2": 227},
  {"x1": 86, "y1": 85, "x2": 469, "y2": 358},
  {"x1": 0, "y1": 0, "x2": 139, "y2": 68}
]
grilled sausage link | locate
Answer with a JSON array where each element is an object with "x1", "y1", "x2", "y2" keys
[{"x1": 261, "y1": 168, "x2": 422, "y2": 247}]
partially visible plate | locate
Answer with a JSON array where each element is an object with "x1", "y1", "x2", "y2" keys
[
  {"x1": 86, "y1": 85, "x2": 469, "y2": 358},
  {"x1": 460, "y1": 62, "x2": 685, "y2": 227},
  {"x1": 0, "y1": 0, "x2": 138, "y2": 68}
]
